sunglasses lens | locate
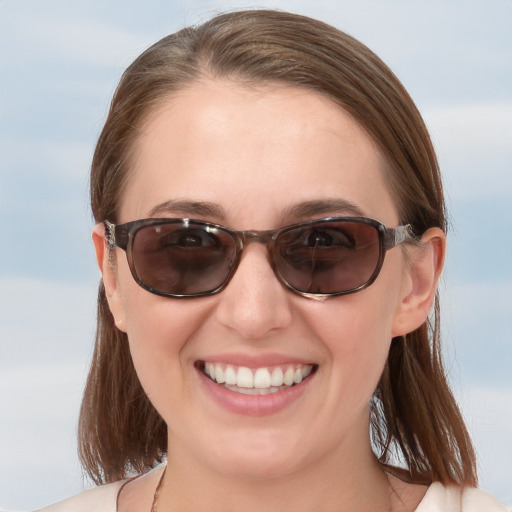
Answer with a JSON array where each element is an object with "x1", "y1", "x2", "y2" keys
[
  {"x1": 131, "y1": 222, "x2": 237, "y2": 296},
  {"x1": 124, "y1": 218, "x2": 384, "y2": 297},
  {"x1": 274, "y1": 221, "x2": 381, "y2": 294}
]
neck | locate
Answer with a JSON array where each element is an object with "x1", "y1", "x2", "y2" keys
[{"x1": 158, "y1": 438, "x2": 393, "y2": 512}]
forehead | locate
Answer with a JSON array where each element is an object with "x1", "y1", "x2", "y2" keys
[{"x1": 121, "y1": 79, "x2": 398, "y2": 227}]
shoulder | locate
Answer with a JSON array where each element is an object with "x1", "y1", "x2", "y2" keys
[
  {"x1": 35, "y1": 480, "x2": 125, "y2": 512},
  {"x1": 461, "y1": 486, "x2": 511, "y2": 512},
  {"x1": 416, "y1": 481, "x2": 511, "y2": 512}
]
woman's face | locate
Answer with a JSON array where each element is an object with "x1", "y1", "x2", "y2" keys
[{"x1": 103, "y1": 80, "x2": 418, "y2": 479}]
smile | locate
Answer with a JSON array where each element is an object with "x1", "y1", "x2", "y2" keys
[{"x1": 200, "y1": 362, "x2": 316, "y2": 396}]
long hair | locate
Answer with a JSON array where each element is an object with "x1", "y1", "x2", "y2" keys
[{"x1": 79, "y1": 9, "x2": 476, "y2": 486}]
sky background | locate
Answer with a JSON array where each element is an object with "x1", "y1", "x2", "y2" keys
[{"x1": 0, "y1": 0, "x2": 511, "y2": 510}]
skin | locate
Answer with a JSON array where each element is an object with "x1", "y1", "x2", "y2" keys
[{"x1": 93, "y1": 79, "x2": 445, "y2": 511}]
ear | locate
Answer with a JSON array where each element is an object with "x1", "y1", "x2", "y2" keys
[
  {"x1": 92, "y1": 223, "x2": 127, "y2": 332},
  {"x1": 391, "y1": 227, "x2": 446, "y2": 336}
]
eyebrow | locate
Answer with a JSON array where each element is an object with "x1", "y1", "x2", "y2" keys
[
  {"x1": 283, "y1": 199, "x2": 365, "y2": 219},
  {"x1": 148, "y1": 200, "x2": 225, "y2": 220},
  {"x1": 147, "y1": 198, "x2": 365, "y2": 223}
]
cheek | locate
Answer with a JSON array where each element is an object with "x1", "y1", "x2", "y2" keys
[
  {"x1": 305, "y1": 294, "x2": 394, "y2": 374},
  {"x1": 115, "y1": 255, "x2": 206, "y2": 348},
  {"x1": 303, "y1": 258, "x2": 405, "y2": 393},
  {"x1": 114, "y1": 264, "x2": 213, "y2": 414},
  {"x1": 122, "y1": 292, "x2": 204, "y2": 362},
  {"x1": 307, "y1": 280, "x2": 401, "y2": 354}
]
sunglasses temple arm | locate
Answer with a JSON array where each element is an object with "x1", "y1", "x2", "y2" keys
[
  {"x1": 385, "y1": 224, "x2": 415, "y2": 249},
  {"x1": 103, "y1": 220, "x2": 117, "y2": 249},
  {"x1": 104, "y1": 220, "x2": 130, "y2": 250}
]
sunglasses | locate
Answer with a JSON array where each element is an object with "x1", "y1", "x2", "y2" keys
[{"x1": 104, "y1": 217, "x2": 414, "y2": 299}]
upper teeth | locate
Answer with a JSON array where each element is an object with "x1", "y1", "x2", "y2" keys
[{"x1": 204, "y1": 362, "x2": 313, "y2": 389}]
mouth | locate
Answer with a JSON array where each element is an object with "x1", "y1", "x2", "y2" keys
[{"x1": 196, "y1": 361, "x2": 318, "y2": 396}]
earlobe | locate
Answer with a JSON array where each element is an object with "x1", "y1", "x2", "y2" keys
[
  {"x1": 391, "y1": 227, "x2": 446, "y2": 337},
  {"x1": 92, "y1": 223, "x2": 128, "y2": 332}
]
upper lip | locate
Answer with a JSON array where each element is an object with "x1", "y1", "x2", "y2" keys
[{"x1": 195, "y1": 352, "x2": 316, "y2": 369}]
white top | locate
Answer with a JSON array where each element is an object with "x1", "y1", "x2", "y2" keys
[{"x1": 37, "y1": 478, "x2": 511, "y2": 512}]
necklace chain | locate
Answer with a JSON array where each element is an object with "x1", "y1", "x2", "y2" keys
[{"x1": 149, "y1": 468, "x2": 396, "y2": 512}]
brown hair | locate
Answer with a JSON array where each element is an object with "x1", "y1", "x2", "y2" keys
[{"x1": 80, "y1": 9, "x2": 476, "y2": 486}]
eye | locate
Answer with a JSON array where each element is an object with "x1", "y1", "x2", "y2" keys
[
  {"x1": 158, "y1": 228, "x2": 221, "y2": 249},
  {"x1": 276, "y1": 225, "x2": 356, "y2": 271},
  {"x1": 299, "y1": 227, "x2": 355, "y2": 249}
]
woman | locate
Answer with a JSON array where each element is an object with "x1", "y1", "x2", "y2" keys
[{"x1": 39, "y1": 9, "x2": 509, "y2": 512}]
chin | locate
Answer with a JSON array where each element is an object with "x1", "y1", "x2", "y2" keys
[{"x1": 190, "y1": 427, "x2": 312, "y2": 481}]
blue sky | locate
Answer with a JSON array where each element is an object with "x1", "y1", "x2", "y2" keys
[{"x1": 1, "y1": 0, "x2": 511, "y2": 509}]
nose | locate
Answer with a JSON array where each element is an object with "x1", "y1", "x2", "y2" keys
[{"x1": 214, "y1": 244, "x2": 293, "y2": 340}]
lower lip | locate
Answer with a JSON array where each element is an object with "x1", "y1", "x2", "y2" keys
[{"x1": 198, "y1": 369, "x2": 313, "y2": 416}]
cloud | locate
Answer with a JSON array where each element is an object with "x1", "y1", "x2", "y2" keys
[
  {"x1": 0, "y1": 363, "x2": 91, "y2": 510},
  {"x1": 441, "y1": 280, "x2": 512, "y2": 382},
  {"x1": 0, "y1": 277, "x2": 98, "y2": 365},
  {"x1": 424, "y1": 102, "x2": 512, "y2": 201},
  {"x1": 2, "y1": 139, "x2": 92, "y2": 182},
  {"x1": 2, "y1": 7, "x2": 148, "y2": 70},
  {"x1": 0, "y1": 276, "x2": 99, "y2": 509}
]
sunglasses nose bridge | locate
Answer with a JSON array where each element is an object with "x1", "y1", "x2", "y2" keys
[
  {"x1": 240, "y1": 229, "x2": 275, "y2": 243},
  {"x1": 235, "y1": 228, "x2": 280, "y2": 277},
  {"x1": 238, "y1": 229, "x2": 277, "y2": 256}
]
